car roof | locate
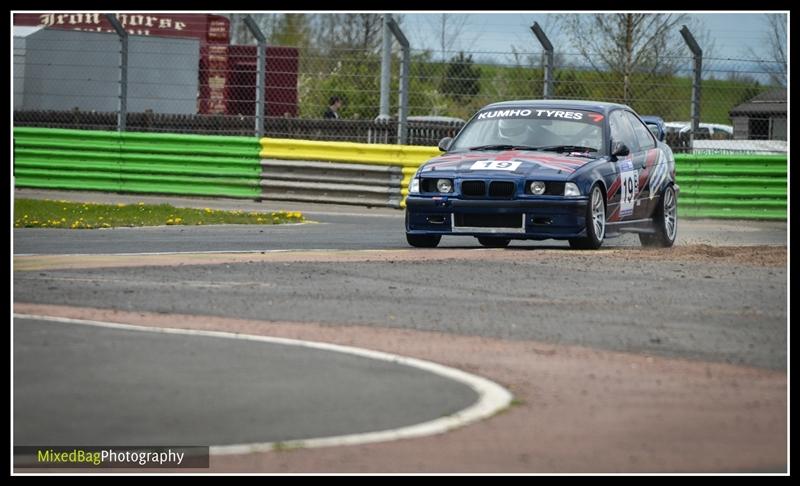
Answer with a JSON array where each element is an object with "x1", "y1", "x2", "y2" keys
[
  {"x1": 482, "y1": 99, "x2": 632, "y2": 115},
  {"x1": 407, "y1": 115, "x2": 466, "y2": 123},
  {"x1": 666, "y1": 121, "x2": 732, "y2": 130}
]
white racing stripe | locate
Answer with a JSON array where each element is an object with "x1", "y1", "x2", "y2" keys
[
  {"x1": 13, "y1": 249, "x2": 338, "y2": 257},
  {"x1": 13, "y1": 313, "x2": 513, "y2": 455}
]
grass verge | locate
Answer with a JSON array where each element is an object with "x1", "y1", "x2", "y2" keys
[{"x1": 14, "y1": 198, "x2": 305, "y2": 229}]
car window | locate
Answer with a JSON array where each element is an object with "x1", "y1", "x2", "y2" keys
[
  {"x1": 645, "y1": 123, "x2": 660, "y2": 140},
  {"x1": 624, "y1": 111, "x2": 656, "y2": 151},
  {"x1": 448, "y1": 108, "x2": 604, "y2": 152},
  {"x1": 609, "y1": 110, "x2": 638, "y2": 153}
]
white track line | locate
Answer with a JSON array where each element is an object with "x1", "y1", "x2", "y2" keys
[
  {"x1": 13, "y1": 249, "x2": 338, "y2": 257},
  {"x1": 14, "y1": 313, "x2": 513, "y2": 455}
]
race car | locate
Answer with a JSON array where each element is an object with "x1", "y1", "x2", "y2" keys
[{"x1": 405, "y1": 100, "x2": 678, "y2": 249}]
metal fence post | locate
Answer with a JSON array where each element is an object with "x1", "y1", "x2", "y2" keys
[
  {"x1": 387, "y1": 17, "x2": 409, "y2": 145},
  {"x1": 106, "y1": 14, "x2": 128, "y2": 132},
  {"x1": 531, "y1": 22, "x2": 554, "y2": 99},
  {"x1": 680, "y1": 25, "x2": 703, "y2": 150},
  {"x1": 244, "y1": 16, "x2": 267, "y2": 138},
  {"x1": 378, "y1": 14, "x2": 392, "y2": 121}
]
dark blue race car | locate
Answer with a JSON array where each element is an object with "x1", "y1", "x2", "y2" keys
[{"x1": 405, "y1": 100, "x2": 679, "y2": 249}]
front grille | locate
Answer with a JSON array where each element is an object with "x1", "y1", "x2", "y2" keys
[
  {"x1": 489, "y1": 181, "x2": 516, "y2": 198},
  {"x1": 461, "y1": 180, "x2": 486, "y2": 197},
  {"x1": 454, "y1": 213, "x2": 523, "y2": 228}
]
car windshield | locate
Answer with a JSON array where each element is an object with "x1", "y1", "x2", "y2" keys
[{"x1": 449, "y1": 108, "x2": 605, "y2": 154}]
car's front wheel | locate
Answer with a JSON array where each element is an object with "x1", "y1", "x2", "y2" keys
[
  {"x1": 569, "y1": 184, "x2": 605, "y2": 250},
  {"x1": 477, "y1": 237, "x2": 510, "y2": 248},
  {"x1": 639, "y1": 184, "x2": 677, "y2": 247},
  {"x1": 406, "y1": 234, "x2": 441, "y2": 248}
]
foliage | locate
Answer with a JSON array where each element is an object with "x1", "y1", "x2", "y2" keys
[
  {"x1": 14, "y1": 199, "x2": 304, "y2": 229},
  {"x1": 440, "y1": 52, "x2": 481, "y2": 104}
]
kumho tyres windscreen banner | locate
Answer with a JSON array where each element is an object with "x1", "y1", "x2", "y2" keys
[{"x1": 13, "y1": 127, "x2": 262, "y2": 199}]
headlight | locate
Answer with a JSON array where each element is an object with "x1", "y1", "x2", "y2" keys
[
  {"x1": 529, "y1": 181, "x2": 546, "y2": 195},
  {"x1": 564, "y1": 182, "x2": 581, "y2": 197},
  {"x1": 409, "y1": 178, "x2": 420, "y2": 194},
  {"x1": 436, "y1": 179, "x2": 453, "y2": 193}
]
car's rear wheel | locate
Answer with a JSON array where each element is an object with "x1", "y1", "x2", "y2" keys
[
  {"x1": 639, "y1": 184, "x2": 677, "y2": 247},
  {"x1": 477, "y1": 237, "x2": 510, "y2": 248},
  {"x1": 569, "y1": 184, "x2": 605, "y2": 250},
  {"x1": 406, "y1": 234, "x2": 441, "y2": 248}
]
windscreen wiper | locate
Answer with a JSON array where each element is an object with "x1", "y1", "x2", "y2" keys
[
  {"x1": 468, "y1": 144, "x2": 542, "y2": 151},
  {"x1": 534, "y1": 145, "x2": 599, "y2": 157}
]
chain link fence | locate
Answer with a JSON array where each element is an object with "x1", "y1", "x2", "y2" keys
[{"x1": 13, "y1": 14, "x2": 786, "y2": 153}]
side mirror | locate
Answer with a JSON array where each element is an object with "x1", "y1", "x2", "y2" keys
[
  {"x1": 611, "y1": 141, "x2": 630, "y2": 158},
  {"x1": 438, "y1": 137, "x2": 453, "y2": 152}
]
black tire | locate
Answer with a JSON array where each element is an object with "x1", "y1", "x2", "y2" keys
[
  {"x1": 477, "y1": 237, "x2": 510, "y2": 248},
  {"x1": 569, "y1": 184, "x2": 605, "y2": 250},
  {"x1": 639, "y1": 185, "x2": 677, "y2": 247},
  {"x1": 406, "y1": 233, "x2": 441, "y2": 248}
]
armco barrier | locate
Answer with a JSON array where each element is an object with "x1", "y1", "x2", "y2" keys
[
  {"x1": 14, "y1": 129, "x2": 786, "y2": 220},
  {"x1": 260, "y1": 138, "x2": 786, "y2": 218},
  {"x1": 259, "y1": 138, "x2": 439, "y2": 208},
  {"x1": 260, "y1": 159, "x2": 404, "y2": 207},
  {"x1": 674, "y1": 154, "x2": 787, "y2": 220},
  {"x1": 14, "y1": 128, "x2": 262, "y2": 199}
]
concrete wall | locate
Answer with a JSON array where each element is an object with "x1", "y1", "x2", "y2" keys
[
  {"x1": 770, "y1": 117, "x2": 786, "y2": 140},
  {"x1": 127, "y1": 35, "x2": 200, "y2": 114},
  {"x1": 16, "y1": 28, "x2": 199, "y2": 114},
  {"x1": 731, "y1": 116, "x2": 748, "y2": 140},
  {"x1": 13, "y1": 36, "x2": 26, "y2": 109}
]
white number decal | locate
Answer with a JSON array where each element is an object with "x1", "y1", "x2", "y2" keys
[
  {"x1": 619, "y1": 164, "x2": 638, "y2": 217},
  {"x1": 470, "y1": 161, "x2": 522, "y2": 171}
]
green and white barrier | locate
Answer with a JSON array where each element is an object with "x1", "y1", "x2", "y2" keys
[
  {"x1": 675, "y1": 154, "x2": 787, "y2": 220},
  {"x1": 13, "y1": 128, "x2": 787, "y2": 220},
  {"x1": 14, "y1": 128, "x2": 262, "y2": 199}
]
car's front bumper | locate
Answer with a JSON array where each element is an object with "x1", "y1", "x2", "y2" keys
[{"x1": 405, "y1": 196, "x2": 590, "y2": 239}]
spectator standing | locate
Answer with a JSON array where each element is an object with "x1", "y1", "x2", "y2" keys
[{"x1": 324, "y1": 96, "x2": 343, "y2": 119}]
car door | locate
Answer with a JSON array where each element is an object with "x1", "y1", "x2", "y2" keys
[
  {"x1": 622, "y1": 111, "x2": 660, "y2": 219},
  {"x1": 607, "y1": 109, "x2": 642, "y2": 222}
]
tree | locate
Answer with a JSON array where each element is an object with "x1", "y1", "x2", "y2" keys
[
  {"x1": 270, "y1": 14, "x2": 313, "y2": 49},
  {"x1": 758, "y1": 14, "x2": 787, "y2": 87},
  {"x1": 440, "y1": 52, "x2": 481, "y2": 104},
  {"x1": 227, "y1": 13, "x2": 280, "y2": 45},
  {"x1": 426, "y1": 14, "x2": 475, "y2": 63},
  {"x1": 557, "y1": 14, "x2": 689, "y2": 104},
  {"x1": 305, "y1": 14, "x2": 390, "y2": 119},
  {"x1": 316, "y1": 14, "x2": 390, "y2": 54}
]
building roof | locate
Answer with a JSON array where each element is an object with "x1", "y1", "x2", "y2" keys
[
  {"x1": 729, "y1": 88, "x2": 787, "y2": 116},
  {"x1": 13, "y1": 25, "x2": 44, "y2": 37}
]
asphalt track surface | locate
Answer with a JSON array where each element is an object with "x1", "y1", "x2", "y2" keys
[
  {"x1": 14, "y1": 317, "x2": 478, "y2": 447},
  {"x1": 14, "y1": 191, "x2": 787, "y2": 370},
  {"x1": 14, "y1": 189, "x2": 787, "y2": 254},
  {"x1": 12, "y1": 189, "x2": 788, "y2": 472}
]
